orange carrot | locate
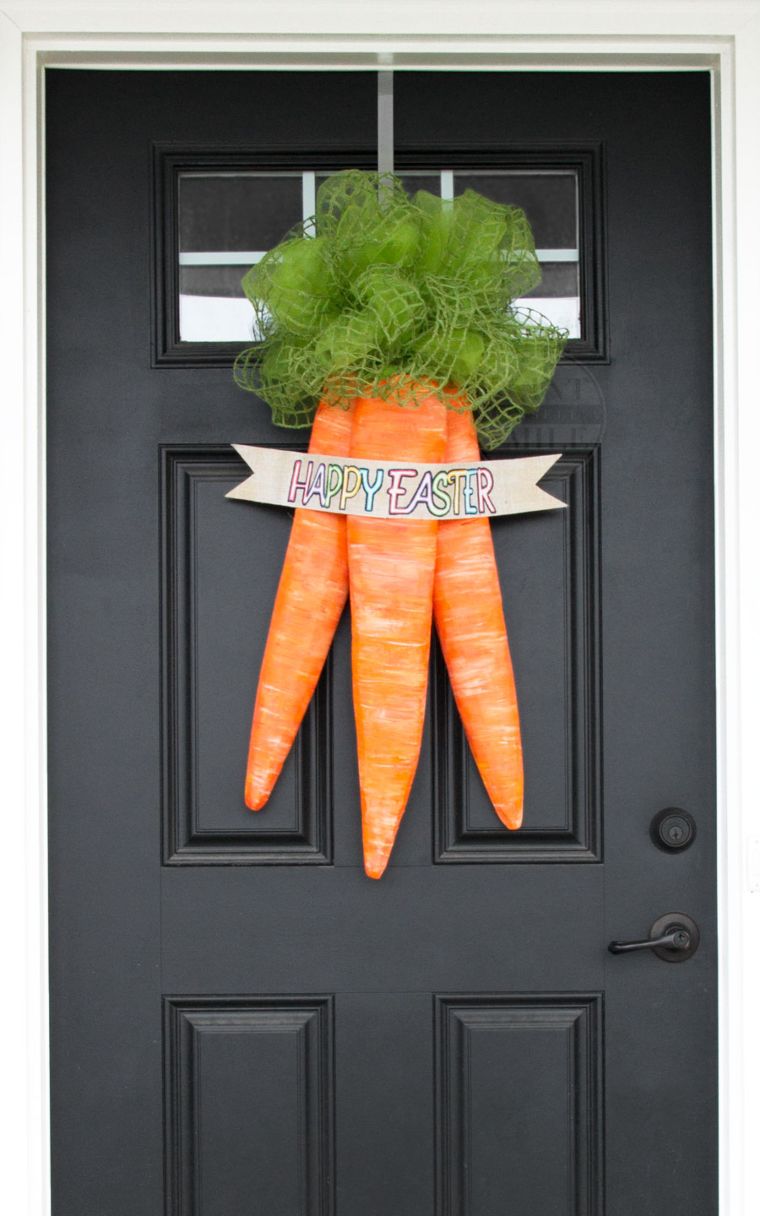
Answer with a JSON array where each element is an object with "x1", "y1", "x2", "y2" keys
[
  {"x1": 433, "y1": 408, "x2": 523, "y2": 829},
  {"x1": 348, "y1": 390, "x2": 448, "y2": 878},
  {"x1": 245, "y1": 401, "x2": 352, "y2": 810}
]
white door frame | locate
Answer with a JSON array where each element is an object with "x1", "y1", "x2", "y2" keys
[{"x1": 2, "y1": 3, "x2": 759, "y2": 1213}]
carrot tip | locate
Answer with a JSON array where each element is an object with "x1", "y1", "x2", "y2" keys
[
  {"x1": 245, "y1": 786, "x2": 269, "y2": 812},
  {"x1": 364, "y1": 860, "x2": 388, "y2": 880},
  {"x1": 488, "y1": 802, "x2": 523, "y2": 831}
]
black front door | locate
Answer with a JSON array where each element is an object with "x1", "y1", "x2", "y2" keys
[{"x1": 46, "y1": 68, "x2": 716, "y2": 1215}]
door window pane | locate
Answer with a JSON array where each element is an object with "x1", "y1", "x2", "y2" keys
[
  {"x1": 178, "y1": 173, "x2": 305, "y2": 342},
  {"x1": 176, "y1": 167, "x2": 581, "y2": 343},
  {"x1": 453, "y1": 170, "x2": 581, "y2": 336}
]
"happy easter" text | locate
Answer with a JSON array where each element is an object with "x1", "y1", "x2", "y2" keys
[{"x1": 286, "y1": 458, "x2": 496, "y2": 518}]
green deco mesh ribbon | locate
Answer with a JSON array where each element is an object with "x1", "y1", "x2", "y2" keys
[{"x1": 234, "y1": 170, "x2": 568, "y2": 449}]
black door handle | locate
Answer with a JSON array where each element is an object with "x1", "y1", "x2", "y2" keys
[{"x1": 608, "y1": 913, "x2": 700, "y2": 962}]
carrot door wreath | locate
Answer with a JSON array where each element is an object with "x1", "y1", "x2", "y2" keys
[{"x1": 232, "y1": 170, "x2": 566, "y2": 878}]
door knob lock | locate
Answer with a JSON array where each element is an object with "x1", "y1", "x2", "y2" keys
[{"x1": 608, "y1": 913, "x2": 700, "y2": 962}]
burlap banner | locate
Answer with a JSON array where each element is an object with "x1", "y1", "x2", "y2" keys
[{"x1": 227, "y1": 444, "x2": 565, "y2": 521}]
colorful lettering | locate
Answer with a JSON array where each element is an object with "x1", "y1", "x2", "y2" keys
[
  {"x1": 287, "y1": 458, "x2": 313, "y2": 505},
  {"x1": 325, "y1": 463, "x2": 343, "y2": 508},
  {"x1": 447, "y1": 468, "x2": 468, "y2": 516},
  {"x1": 386, "y1": 468, "x2": 417, "y2": 515},
  {"x1": 461, "y1": 468, "x2": 478, "y2": 516},
  {"x1": 397, "y1": 470, "x2": 447, "y2": 517},
  {"x1": 304, "y1": 462, "x2": 327, "y2": 507},
  {"x1": 339, "y1": 465, "x2": 361, "y2": 511},
  {"x1": 476, "y1": 466, "x2": 496, "y2": 514},
  {"x1": 432, "y1": 470, "x2": 451, "y2": 515},
  {"x1": 359, "y1": 466, "x2": 384, "y2": 512}
]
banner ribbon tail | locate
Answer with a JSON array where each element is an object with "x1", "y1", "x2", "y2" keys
[
  {"x1": 506, "y1": 453, "x2": 566, "y2": 514},
  {"x1": 225, "y1": 445, "x2": 264, "y2": 503}
]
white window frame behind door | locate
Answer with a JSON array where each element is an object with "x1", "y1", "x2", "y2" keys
[{"x1": 1, "y1": 3, "x2": 759, "y2": 1213}]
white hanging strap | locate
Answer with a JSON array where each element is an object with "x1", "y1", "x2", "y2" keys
[{"x1": 377, "y1": 71, "x2": 394, "y2": 176}]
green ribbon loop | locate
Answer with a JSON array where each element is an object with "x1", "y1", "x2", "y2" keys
[{"x1": 234, "y1": 169, "x2": 567, "y2": 450}]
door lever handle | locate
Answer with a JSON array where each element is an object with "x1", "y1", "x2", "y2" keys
[
  {"x1": 608, "y1": 913, "x2": 700, "y2": 962},
  {"x1": 610, "y1": 928, "x2": 690, "y2": 954}
]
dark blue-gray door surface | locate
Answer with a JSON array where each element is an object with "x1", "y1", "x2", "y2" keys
[{"x1": 46, "y1": 69, "x2": 716, "y2": 1215}]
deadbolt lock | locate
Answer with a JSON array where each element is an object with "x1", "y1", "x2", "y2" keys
[{"x1": 650, "y1": 807, "x2": 697, "y2": 852}]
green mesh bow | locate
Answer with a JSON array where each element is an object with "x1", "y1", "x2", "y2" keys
[{"x1": 234, "y1": 170, "x2": 567, "y2": 449}]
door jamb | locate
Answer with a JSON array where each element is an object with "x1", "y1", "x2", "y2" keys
[{"x1": 2, "y1": 6, "x2": 759, "y2": 1214}]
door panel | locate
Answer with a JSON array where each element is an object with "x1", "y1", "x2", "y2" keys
[
  {"x1": 164, "y1": 997, "x2": 334, "y2": 1216},
  {"x1": 162, "y1": 448, "x2": 334, "y2": 864},
  {"x1": 436, "y1": 995, "x2": 603, "y2": 1216},
  {"x1": 46, "y1": 69, "x2": 716, "y2": 1215},
  {"x1": 434, "y1": 448, "x2": 600, "y2": 861}
]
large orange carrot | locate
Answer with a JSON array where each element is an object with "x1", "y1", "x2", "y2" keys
[
  {"x1": 245, "y1": 402, "x2": 352, "y2": 810},
  {"x1": 434, "y1": 408, "x2": 523, "y2": 829},
  {"x1": 348, "y1": 391, "x2": 448, "y2": 878}
]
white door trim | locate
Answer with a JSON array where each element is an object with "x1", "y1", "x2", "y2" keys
[{"x1": 2, "y1": 4, "x2": 759, "y2": 1213}]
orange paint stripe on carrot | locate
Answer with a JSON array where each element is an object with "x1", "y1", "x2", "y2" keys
[
  {"x1": 348, "y1": 390, "x2": 448, "y2": 879},
  {"x1": 433, "y1": 408, "x2": 524, "y2": 829},
  {"x1": 245, "y1": 401, "x2": 353, "y2": 811}
]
